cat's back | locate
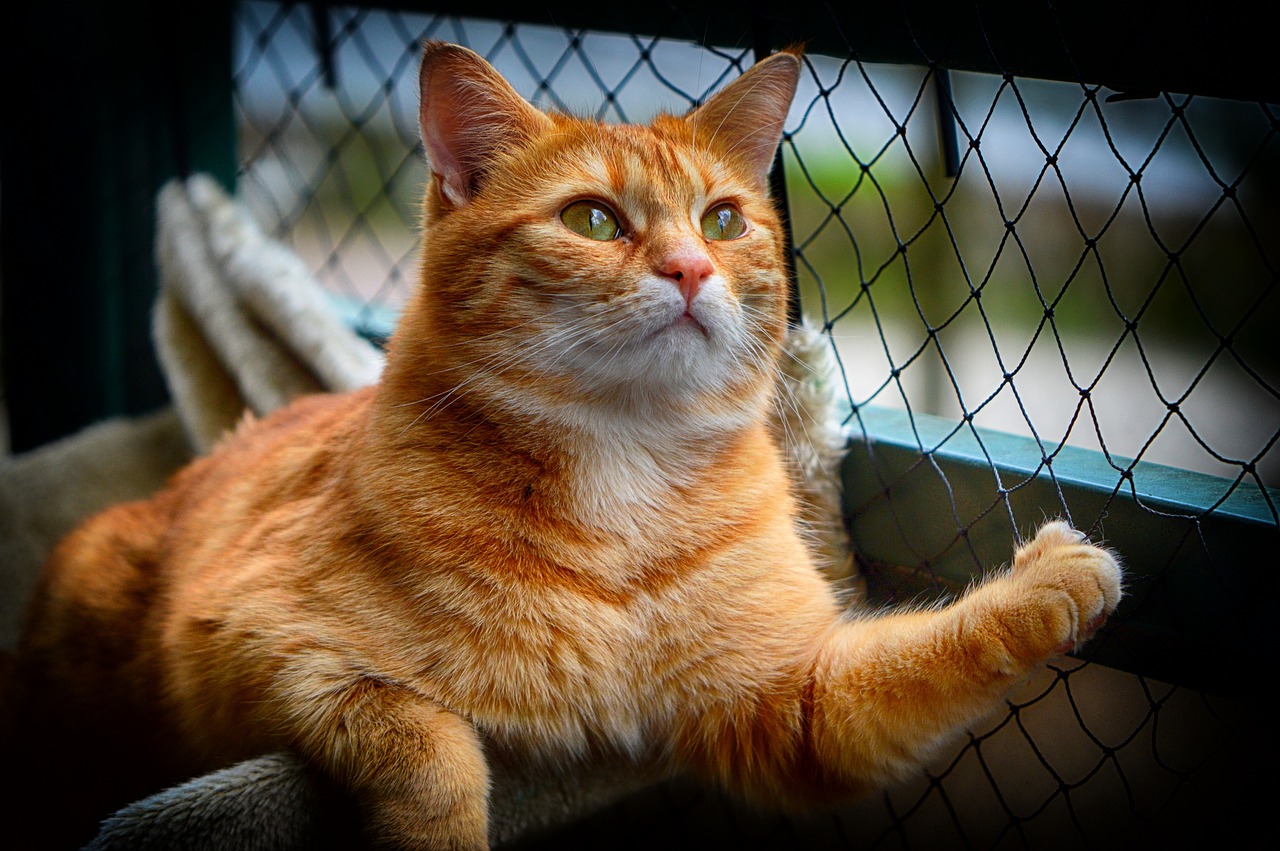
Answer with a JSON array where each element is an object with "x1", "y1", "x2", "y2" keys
[
  {"x1": 171, "y1": 385, "x2": 376, "y2": 519},
  {"x1": 1, "y1": 389, "x2": 376, "y2": 833},
  {"x1": 14, "y1": 388, "x2": 374, "y2": 703}
]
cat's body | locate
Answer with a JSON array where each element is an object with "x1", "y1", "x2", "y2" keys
[{"x1": 1, "y1": 44, "x2": 1121, "y2": 849}]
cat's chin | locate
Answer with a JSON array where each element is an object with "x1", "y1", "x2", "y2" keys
[
  {"x1": 640, "y1": 316, "x2": 727, "y2": 369},
  {"x1": 561, "y1": 331, "x2": 749, "y2": 408},
  {"x1": 629, "y1": 302, "x2": 768, "y2": 395}
]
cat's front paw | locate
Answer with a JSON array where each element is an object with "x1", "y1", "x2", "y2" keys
[{"x1": 1008, "y1": 520, "x2": 1123, "y2": 654}]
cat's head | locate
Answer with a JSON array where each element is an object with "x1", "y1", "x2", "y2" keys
[{"x1": 398, "y1": 42, "x2": 800, "y2": 434}]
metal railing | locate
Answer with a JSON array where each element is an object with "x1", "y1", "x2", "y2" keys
[{"x1": 233, "y1": 2, "x2": 1278, "y2": 846}]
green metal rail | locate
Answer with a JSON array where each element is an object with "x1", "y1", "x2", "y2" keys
[{"x1": 843, "y1": 405, "x2": 1278, "y2": 694}]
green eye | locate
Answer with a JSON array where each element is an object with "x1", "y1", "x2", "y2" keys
[
  {"x1": 561, "y1": 200, "x2": 622, "y2": 241},
  {"x1": 701, "y1": 203, "x2": 747, "y2": 240}
]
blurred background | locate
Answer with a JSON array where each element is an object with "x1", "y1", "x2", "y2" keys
[{"x1": 2, "y1": 1, "x2": 1276, "y2": 847}]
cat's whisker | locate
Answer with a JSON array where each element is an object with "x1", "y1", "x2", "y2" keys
[
  {"x1": 391, "y1": 309, "x2": 599, "y2": 420},
  {"x1": 411, "y1": 300, "x2": 589, "y2": 354},
  {"x1": 397, "y1": 312, "x2": 639, "y2": 432}
]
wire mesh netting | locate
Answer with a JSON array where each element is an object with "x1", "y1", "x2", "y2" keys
[{"x1": 233, "y1": 1, "x2": 1277, "y2": 847}]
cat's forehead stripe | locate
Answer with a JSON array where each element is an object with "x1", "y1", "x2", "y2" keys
[{"x1": 562, "y1": 124, "x2": 730, "y2": 220}]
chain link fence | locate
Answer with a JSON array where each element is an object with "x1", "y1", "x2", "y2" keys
[{"x1": 233, "y1": 2, "x2": 1277, "y2": 846}]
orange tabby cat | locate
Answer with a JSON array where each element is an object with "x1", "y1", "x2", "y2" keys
[{"x1": 1, "y1": 43, "x2": 1121, "y2": 849}]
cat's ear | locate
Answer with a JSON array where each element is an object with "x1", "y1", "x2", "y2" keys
[
  {"x1": 418, "y1": 42, "x2": 551, "y2": 208},
  {"x1": 687, "y1": 49, "x2": 801, "y2": 189}
]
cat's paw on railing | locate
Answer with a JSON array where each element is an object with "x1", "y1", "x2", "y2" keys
[{"x1": 1002, "y1": 520, "x2": 1123, "y2": 660}]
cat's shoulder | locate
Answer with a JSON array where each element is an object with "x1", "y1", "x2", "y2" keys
[
  {"x1": 163, "y1": 387, "x2": 376, "y2": 510},
  {"x1": 218, "y1": 386, "x2": 376, "y2": 448}
]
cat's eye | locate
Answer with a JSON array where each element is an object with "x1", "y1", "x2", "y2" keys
[
  {"x1": 561, "y1": 200, "x2": 622, "y2": 241},
  {"x1": 700, "y1": 203, "x2": 748, "y2": 241}
]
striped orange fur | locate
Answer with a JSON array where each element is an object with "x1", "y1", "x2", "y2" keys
[{"x1": 1, "y1": 43, "x2": 1121, "y2": 849}]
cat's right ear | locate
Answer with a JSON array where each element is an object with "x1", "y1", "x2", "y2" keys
[
  {"x1": 418, "y1": 42, "x2": 550, "y2": 208},
  {"x1": 686, "y1": 48, "x2": 801, "y2": 191}
]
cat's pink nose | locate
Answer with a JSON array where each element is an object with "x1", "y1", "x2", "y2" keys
[{"x1": 658, "y1": 250, "x2": 714, "y2": 306}]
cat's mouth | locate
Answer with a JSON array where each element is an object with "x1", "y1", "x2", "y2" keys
[
  {"x1": 642, "y1": 312, "x2": 710, "y2": 345},
  {"x1": 632, "y1": 278, "x2": 719, "y2": 345},
  {"x1": 640, "y1": 308, "x2": 711, "y2": 343},
  {"x1": 673, "y1": 310, "x2": 710, "y2": 337}
]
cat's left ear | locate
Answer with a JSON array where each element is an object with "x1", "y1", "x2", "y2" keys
[
  {"x1": 687, "y1": 48, "x2": 801, "y2": 189},
  {"x1": 419, "y1": 42, "x2": 551, "y2": 208}
]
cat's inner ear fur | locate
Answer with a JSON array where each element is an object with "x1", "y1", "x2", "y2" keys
[
  {"x1": 687, "y1": 48, "x2": 802, "y2": 190},
  {"x1": 418, "y1": 42, "x2": 551, "y2": 208}
]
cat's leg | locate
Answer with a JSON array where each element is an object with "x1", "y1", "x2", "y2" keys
[
  {"x1": 807, "y1": 520, "x2": 1122, "y2": 791},
  {"x1": 283, "y1": 674, "x2": 491, "y2": 850}
]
